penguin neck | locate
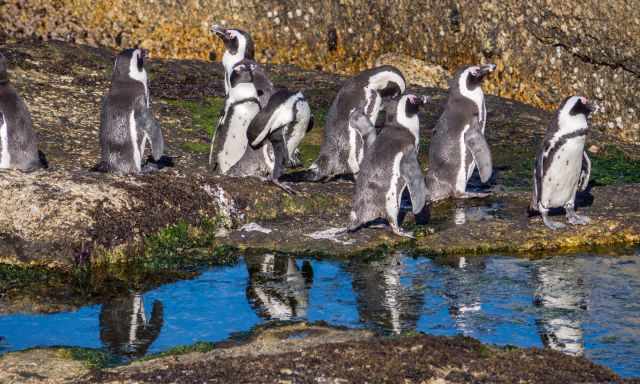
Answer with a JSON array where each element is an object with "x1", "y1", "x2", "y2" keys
[
  {"x1": 459, "y1": 76, "x2": 485, "y2": 123},
  {"x1": 228, "y1": 82, "x2": 258, "y2": 104},
  {"x1": 557, "y1": 110, "x2": 588, "y2": 137},
  {"x1": 395, "y1": 102, "x2": 420, "y2": 149}
]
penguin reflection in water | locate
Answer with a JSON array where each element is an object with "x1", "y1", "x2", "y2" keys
[
  {"x1": 97, "y1": 48, "x2": 166, "y2": 174},
  {"x1": 245, "y1": 254, "x2": 313, "y2": 320},
  {"x1": 99, "y1": 294, "x2": 163, "y2": 358},
  {"x1": 348, "y1": 94, "x2": 430, "y2": 238},
  {"x1": 529, "y1": 96, "x2": 593, "y2": 230},
  {"x1": 0, "y1": 52, "x2": 47, "y2": 171},
  {"x1": 425, "y1": 64, "x2": 496, "y2": 202}
]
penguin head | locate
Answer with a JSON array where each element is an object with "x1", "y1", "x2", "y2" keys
[
  {"x1": 402, "y1": 94, "x2": 431, "y2": 118},
  {"x1": 0, "y1": 52, "x2": 8, "y2": 84},
  {"x1": 112, "y1": 48, "x2": 148, "y2": 85},
  {"x1": 562, "y1": 96, "x2": 594, "y2": 118},
  {"x1": 451, "y1": 63, "x2": 496, "y2": 95},
  {"x1": 229, "y1": 60, "x2": 257, "y2": 87},
  {"x1": 211, "y1": 24, "x2": 255, "y2": 59}
]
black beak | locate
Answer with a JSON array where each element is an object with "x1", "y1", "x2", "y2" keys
[
  {"x1": 211, "y1": 24, "x2": 227, "y2": 39},
  {"x1": 478, "y1": 63, "x2": 496, "y2": 76}
]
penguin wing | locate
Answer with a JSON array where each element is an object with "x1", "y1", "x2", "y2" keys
[
  {"x1": 579, "y1": 151, "x2": 591, "y2": 191},
  {"x1": 134, "y1": 97, "x2": 164, "y2": 161},
  {"x1": 401, "y1": 149, "x2": 428, "y2": 214},
  {"x1": 247, "y1": 90, "x2": 297, "y2": 148},
  {"x1": 464, "y1": 120, "x2": 492, "y2": 183},
  {"x1": 348, "y1": 108, "x2": 377, "y2": 147}
]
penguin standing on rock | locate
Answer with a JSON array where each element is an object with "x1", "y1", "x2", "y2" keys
[
  {"x1": 308, "y1": 66, "x2": 406, "y2": 182},
  {"x1": 348, "y1": 94, "x2": 430, "y2": 238},
  {"x1": 97, "y1": 48, "x2": 165, "y2": 174},
  {"x1": 210, "y1": 60, "x2": 263, "y2": 175},
  {"x1": 211, "y1": 24, "x2": 311, "y2": 168},
  {"x1": 0, "y1": 52, "x2": 46, "y2": 171},
  {"x1": 529, "y1": 96, "x2": 593, "y2": 230},
  {"x1": 425, "y1": 64, "x2": 496, "y2": 202}
]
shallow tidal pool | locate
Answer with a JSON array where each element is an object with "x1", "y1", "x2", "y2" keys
[{"x1": 1, "y1": 252, "x2": 639, "y2": 377}]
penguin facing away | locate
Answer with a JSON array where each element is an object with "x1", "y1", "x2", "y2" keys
[
  {"x1": 425, "y1": 64, "x2": 495, "y2": 202},
  {"x1": 307, "y1": 65, "x2": 406, "y2": 182},
  {"x1": 349, "y1": 94, "x2": 430, "y2": 238},
  {"x1": 98, "y1": 48, "x2": 165, "y2": 174},
  {"x1": 530, "y1": 96, "x2": 593, "y2": 230},
  {"x1": 211, "y1": 24, "x2": 274, "y2": 108},
  {"x1": 0, "y1": 52, "x2": 45, "y2": 171}
]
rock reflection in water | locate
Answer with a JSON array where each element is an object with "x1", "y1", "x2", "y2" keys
[
  {"x1": 534, "y1": 258, "x2": 587, "y2": 356},
  {"x1": 99, "y1": 294, "x2": 164, "y2": 358},
  {"x1": 347, "y1": 252, "x2": 426, "y2": 334},
  {"x1": 245, "y1": 254, "x2": 313, "y2": 321},
  {"x1": 453, "y1": 202, "x2": 502, "y2": 226}
]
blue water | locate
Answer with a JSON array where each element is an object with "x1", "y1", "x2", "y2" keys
[{"x1": 0, "y1": 252, "x2": 639, "y2": 377}]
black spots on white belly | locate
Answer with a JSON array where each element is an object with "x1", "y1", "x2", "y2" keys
[{"x1": 566, "y1": 160, "x2": 570, "y2": 166}]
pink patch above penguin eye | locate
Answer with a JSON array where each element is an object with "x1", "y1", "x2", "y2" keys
[
  {"x1": 407, "y1": 95, "x2": 417, "y2": 104},
  {"x1": 580, "y1": 96, "x2": 588, "y2": 104}
]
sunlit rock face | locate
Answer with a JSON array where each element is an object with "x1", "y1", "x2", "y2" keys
[{"x1": 1, "y1": 0, "x2": 638, "y2": 141}]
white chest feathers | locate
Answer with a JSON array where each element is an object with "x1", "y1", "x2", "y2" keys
[
  {"x1": 385, "y1": 152, "x2": 405, "y2": 220},
  {"x1": 218, "y1": 100, "x2": 260, "y2": 174},
  {"x1": 540, "y1": 135, "x2": 585, "y2": 208},
  {"x1": 129, "y1": 111, "x2": 142, "y2": 172},
  {"x1": 0, "y1": 117, "x2": 10, "y2": 168}
]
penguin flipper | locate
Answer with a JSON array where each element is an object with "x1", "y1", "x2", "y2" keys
[
  {"x1": 401, "y1": 150, "x2": 428, "y2": 215},
  {"x1": 247, "y1": 91, "x2": 296, "y2": 148},
  {"x1": 579, "y1": 151, "x2": 591, "y2": 191},
  {"x1": 464, "y1": 122, "x2": 492, "y2": 183},
  {"x1": 135, "y1": 98, "x2": 164, "y2": 161}
]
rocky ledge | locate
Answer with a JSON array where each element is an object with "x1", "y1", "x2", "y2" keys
[
  {"x1": 0, "y1": 38, "x2": 640, "y2": 285},
  {"x1": 1, "y1": 323, "x2": 638, "y2": 384}
]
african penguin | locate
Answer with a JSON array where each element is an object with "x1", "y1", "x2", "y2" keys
[
  {"x1": 307, "y1": 65, "x2": 406, "y2": 182},
  {"x1": 211, "y1": 24, "x2": 274, "y2": 108},
  {"x1": 97, "y1": 48, "x2": 165, "y2": 174},
  {"x1": 0, "y1": 52, "x2": 46, "y2": 171},
  {"x1": 348, "y1": 94, "x2": 430, "y2": 238},
  {"x1": 425, "y1": 64, "x2": 496, "y2": 202},
  {"x1": 530, "y1": 96, "x2": 593, "y2": 230}
]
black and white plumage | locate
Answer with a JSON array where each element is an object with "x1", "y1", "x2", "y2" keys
[
  {"x1": 0, "y1": 52, "x2": 45, "y2": 171},
  {"x1": 209, "y1": 60, "x2": 263, "y2": 175},
  {"x1": 97, "y1": 48, "x2": 164, "y2": 174},
  {"x1": 348, "y1": 94, "x2": 430, "y2": 238},
  {"x1": 530, "y1": 96, "x2": 593, "y2": 230},
  {"x1": 425, "y1": 64, "x2": 495, "y2": 202},
  {"x1": 211, "y1": 24, "x2": 274, "y2": 108},
  {"x1": 308, "y1": 65, "x2": 406, "y2": 181}
]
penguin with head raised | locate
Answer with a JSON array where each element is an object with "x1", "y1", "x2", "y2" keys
[
  {"x1": 348, "y1": 93, "x2": 430, "y2": 238},
  {"x1": 530, "y1": 96, "x2": 593, "y2": 230},
  {"x1": 0, "y1": 52, "x2": 46, "y2": 171},
  {"x1": 97, "y1": 48, "x2": 165, "y2": 174},
  {"x1": 425, "y1": 64, "x2": 496, "y2": 202},
  {"x1": 307, "y1": 65, "x2": 406, "y2": 182},
  {"x1": 211, "y1": 24, "x2": 274, "y2": 108},
  {"x1": 209, "y1": 59, "x2": 263, "y2": 175}
]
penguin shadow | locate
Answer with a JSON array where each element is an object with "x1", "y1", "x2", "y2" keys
[
  {"x1": 90, "y1": 155, "x2": 175, "y2": 174},
  {"x1": 280, "y1": 170, "x2": 355, "y2": 184}
]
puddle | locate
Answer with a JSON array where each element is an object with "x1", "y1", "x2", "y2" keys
[{"x1": 0, "y1": 252, "x2": 639, "y2": 377}]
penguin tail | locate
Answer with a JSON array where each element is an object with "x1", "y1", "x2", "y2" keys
[
  {"x1": 38, "y1": 150, "x2": 49, "y2": 169},
  {"x1": 527, "y1": 203, "x2": 540, "y2": 218},
  {"x1": 91, "y1": 161, "x2": 109, "y2": 173}
]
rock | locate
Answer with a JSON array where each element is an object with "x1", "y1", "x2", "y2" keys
[{"x1": 375, "y1": 53, "x2": 449, "y2": 88}]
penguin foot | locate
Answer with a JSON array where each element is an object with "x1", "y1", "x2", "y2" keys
[
  {"x1": 542, "y1": 216, "x2": 566, "y2": 230},
  {"x1": 391, "y1": 226, "x2": 415, "y2": 239},
  {"x1": 456, "y1": 191, "x2": 491, "y2": 199},
  {"x1": 271, "y1": 180, "x2": 298, "y2": 195},
  {"x1": 567, "y1": 214, "x2": 591, "y2": 225}
]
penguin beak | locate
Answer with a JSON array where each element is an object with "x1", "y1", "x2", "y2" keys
[
  {"x1": 211, "y1": 24, "x2": 227, "y2": 38},
  {"x1": 580, "y1": 97, "x2": 595, "y2": 113},
  {"x1": 478, "y1": 63, "x2": 496, "y2": 76}
]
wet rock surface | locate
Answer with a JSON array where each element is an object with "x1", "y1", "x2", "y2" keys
[
  {"x1": 1, "y1": 323, "x2": 633, "y2": 384},
  {"x1": 1, "y1": 1, "x2": 638, "y2": 141},
  {"x1": 0, "y1": 37, "x2": 638, "y2": 271}
]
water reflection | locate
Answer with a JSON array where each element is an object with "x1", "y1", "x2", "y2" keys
[
  {"x1": 533, "y1": 258, "x2": 587, "y2": 356},
  {"x1": 99, "y1": 294, "x2": 164, "y2": 358},
  {"x1": 245, "y1": 254, "x2": 313, "y2": 321},
  {"x1": 346, "y1": 252, "x2": 426, "y2": 334}
]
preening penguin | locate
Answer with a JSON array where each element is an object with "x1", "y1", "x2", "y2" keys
[
  {"x1": 307, "y1": 65, "x2": 406, "y2": 181},
  {"x1": 348, "y1": 94, "x2": 430, "y2": 238},
  {"x1": 209, "y1": 60, "x2": 262, "y2": 175},
  {"x1": 530, "y1": 96, "x2": 593, "y2": 230},
  {"x1": 211, "y1": 24, "x2": 274, "y2": 108},
  {"x1": 98, "y1": 48, "x2": 165, "y2": 174},
  {"x1": 0, "y1": 52, "x2": 46, "y2": 171},
  {"x1": 425, "y1": 64, "x2": 495, "y2": 202}
]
